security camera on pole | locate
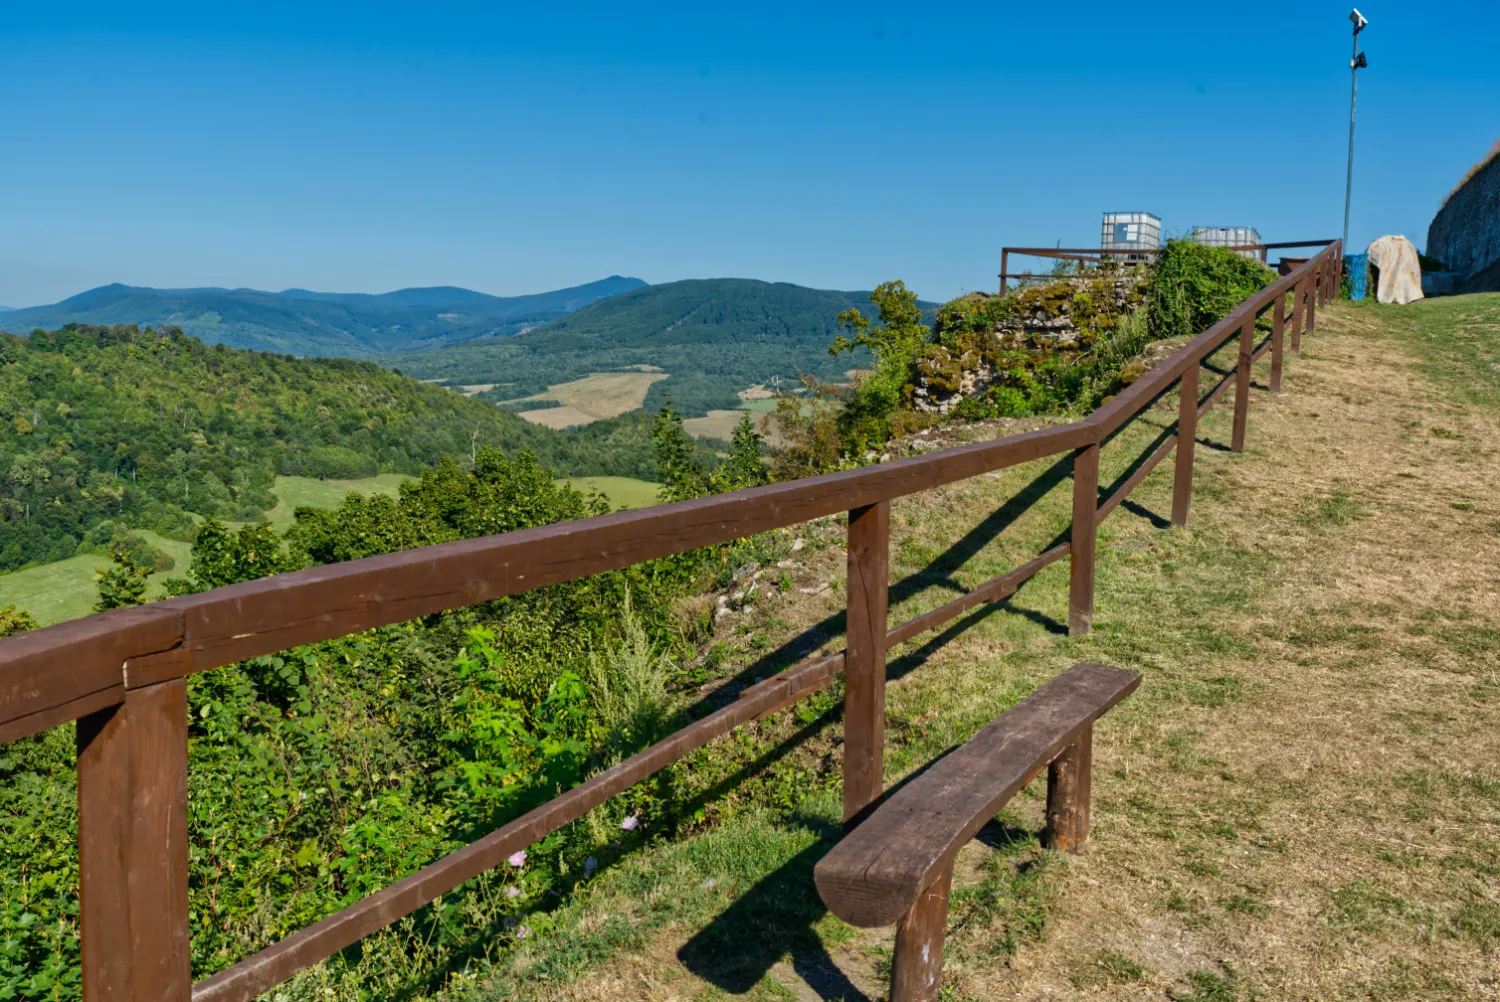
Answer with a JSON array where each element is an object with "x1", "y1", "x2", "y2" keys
[{"x1": 1343, "y1": 9, "x2": 1369, "y2": 255}]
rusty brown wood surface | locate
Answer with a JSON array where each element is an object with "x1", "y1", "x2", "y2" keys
[
  {"x1": 1068, "y1": 445, "x2": 1100, "y2": 636},
  {"x1": 78, "y1": 678, "x2": 191, "y2": 1002},
  {"x1": 890, "y1": 868, "x2": 952, "y2": 1002},
  {"x1": 813, "y1": 662, "x2": 1140, "y2": 928},
  {"x1": 1172, "y1": 362, "x2": 1200, "y2": 527},
  {"x1": 1044, "y1": 725, "x2": 1093, "y2": 853},
  {"x1": 843, "y1": 502, "x2": 890, "y2": 823},
  {"x1": 1231, "y1": 314, "x2": 1255, "y2": 453}
]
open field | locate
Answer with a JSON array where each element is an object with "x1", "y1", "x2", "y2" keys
[
  {"x1": 683, "y1": 409, "x2": 747, "y2": 440},
  {"x1": 559, "y1": 476, "x2": 661, "y2": 510},
  {"x1": 514, "y1": 372, "x2": 670, "y2": 428},
  {"x1": 430, "y1": 295, "x2": 1500, "y2": 1001},
  {"x1": 520, "y1": 404, "x2": 601, "y2": 429},
  {"x1": 0, "y1": 475, "x2": 410, "y2": 626},
  {"x1": 258, "y1": 474, "x2": 410, "y2": 533}
]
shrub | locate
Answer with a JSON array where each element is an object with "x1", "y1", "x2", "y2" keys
[{"x1": 1143, "y1": 240, "x2": 1277, "y2": 338}]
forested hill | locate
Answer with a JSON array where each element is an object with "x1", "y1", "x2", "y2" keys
[
  {"x1": 384, "y1": 278, "x2": 938, "y2": 416},
  {"x1": 381, "y1": 280, "x2": 930, "y2": 420},
  {"x1": 0, "y1": 276, "x2": 646, "y2": 357},
  {"x1": 0, "y1": 323, "x2": 658, "y2": 571}
]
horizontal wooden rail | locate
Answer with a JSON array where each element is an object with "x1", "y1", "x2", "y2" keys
[{"x1": 0, "y1": 241, "x2": 1340, "y2": 1002}]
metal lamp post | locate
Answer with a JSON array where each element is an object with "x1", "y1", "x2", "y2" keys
[{"x1": 1343, "y1": 9, "x2": 1369, "y2": 254}]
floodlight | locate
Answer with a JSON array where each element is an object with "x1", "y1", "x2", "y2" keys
[
  {"x1": 1353, "y1": 52, "x2": 1367, "y2": 69},
  {"x1": 1350, "y1": 9, "x2": 1368, "y2": 33}
]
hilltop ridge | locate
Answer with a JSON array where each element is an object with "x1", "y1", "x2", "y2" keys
[{"x1": 0, "y1": 276, "x2": 646, "y2": 356}]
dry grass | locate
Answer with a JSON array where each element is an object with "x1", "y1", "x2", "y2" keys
[
  {"x1": 683, "y1": 409, "x2": 746, "y2": 441},
  {"x1": 461, "y1": 298, "x2": 1500, "y2": 1002},
  {"x1": 516, "y1": 372, "x2": 670, "y2": 427}
]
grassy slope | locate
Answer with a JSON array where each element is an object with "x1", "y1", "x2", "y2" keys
[
  {"x1": 0, "y1": 476, "x2": 408, "y2": 625},
  {"x1": 416, "y1": 294, "x2": 1500, "y2": 1001}
]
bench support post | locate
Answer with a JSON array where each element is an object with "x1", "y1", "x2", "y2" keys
[
  {"x1": 1045, "y1": 724, "x2": 1094, "y2": 853},
  {"x1": 891, "y1": 868, "x2": 952, "y2": 1002},
  {"x1": 844, "y1": 500, "x2": 889, "y2": 824},
  {"x1": 77, "y1": 678, "x2": 192, "y2": 1002}
]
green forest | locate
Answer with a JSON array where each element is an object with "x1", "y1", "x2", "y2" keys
[
  {"x1": 0, "y1": 406, "x2": 774, "y2": 1000},
  {"x1": 385, "y1": 279, "x2": 936, "y2": 417},
  {"x1": 0, "y1": 323, "x2": 682, "y2": 572}
]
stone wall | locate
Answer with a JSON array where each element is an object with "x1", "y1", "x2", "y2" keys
[{"x1": 1428, "y1": 146, "x2": 1500, "y2": 293}]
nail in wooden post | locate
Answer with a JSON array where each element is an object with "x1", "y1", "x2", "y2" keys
[
  {"x1": 1230, "y1": 314, "x2": 1254, "y2": 453},
  {"x1": 1044, "y1": 725, "x2": 1094, "y2": 853},
  {"x1": 1068, "y1": 444, "x2": 1099, "y2": 636},
  {"x1": 843, "y1": 500, "x2": 889, "y2": 824},
  {"x1": 891, "y1": 868, "x2": 952, "y2": 1002},
  {"x1": 1270, "y1": 291, "x2": 1286, "y2": 393},
  {"x1": 1290, "y1": 278, "x2": 1306, "y2": 353},
  {"x1": 78, "y1": 678, "x2": 192, "y2": 1002},
  {"x1": 1171, "y1": 362, "x2": 1199, "y2": 527}
]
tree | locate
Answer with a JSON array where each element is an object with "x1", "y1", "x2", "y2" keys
[
  {"x1": 829, "y1": 280, "x2": 932, "y2": 456},
  {"x1": 651, "y1": 395, "x2": 706, "y2": 502},
  {"x1": 0, "y1": 605, "x2": 37, "y2": 637},
  {"x1": 165, "y1": 517, "x2": 298, "y2": 594},
  {"x1": 95, "y1": 541, "x2": 150, "y2": 610},
  {"x1": 710, "y1": 413, "x2": 768, "y2": 493}
]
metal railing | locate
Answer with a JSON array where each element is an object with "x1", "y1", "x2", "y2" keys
[
  {"x1": 999, "y1": 240, "x2": 1336, "y2": 290},
  {"x1": 0, "y1": 243, "x2": 1343, "y2": 1001}
]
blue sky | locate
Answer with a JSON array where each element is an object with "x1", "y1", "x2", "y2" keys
[{"x1": 2, "y1": 1, "x2": 1496, "y2": 307}]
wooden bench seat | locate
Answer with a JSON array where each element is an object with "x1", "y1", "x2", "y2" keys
[{"x1": 814, "y1": 662, "x2": 1140, "y2": 1002}]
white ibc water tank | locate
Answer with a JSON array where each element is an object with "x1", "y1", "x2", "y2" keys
[{"x1": 1101, "y1": 212, "x2": 1162, "y2": 263}]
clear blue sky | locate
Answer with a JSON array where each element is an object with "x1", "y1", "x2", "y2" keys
[{"x1": 2, "y1": 1, "x2": 1495, "y2": 307}]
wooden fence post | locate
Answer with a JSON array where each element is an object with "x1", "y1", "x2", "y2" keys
[
  {"x1": 1172, "y1": 362, "x2": 1199, "y2": 527},
  {"x1": 1231, "y1": 313, "x2": 1255, "y2": 453},
  {"x1": 1270, "y1": 290, "x2": 1286, "y2": 393},
  {"x1": 844, "y1": 501, "x2": 889, "y2": 824},
  {"x1": 1044, "y1": 724, "x2": 1093, "y2": 852},
  {"x1": 1290, "y1": 278, "x2": 1306, "y2": 353},
  {"x1": 77, "y1": 678, "x2": 192, "y2": 1002},
  {"x1": 1068, "y1": 444, "x2": 1099, "y2": 636},
  {"x1": 1306, "y1": 269, "x2": 1318, "y2": 337}
]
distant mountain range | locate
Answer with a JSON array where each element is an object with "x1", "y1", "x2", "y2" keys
[
  {"x1": 386, "y1": 278, "x2": 936, "y2": 417},
  {"x1": 0, "y1": 277, "x2": 646, "y2": 356}
]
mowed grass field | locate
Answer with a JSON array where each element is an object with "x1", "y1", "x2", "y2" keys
[
  {"x1": 0, "y1": 475, "x2": 410, "y2": 626},
  {"x1": 515, "y1": 372, "x2": 669, "y2": 428},
  {"x1": 561, "y1": 476, "x2": 661, "y2": 510},
  {"x1": 418, "y1": 294, "x2": 1500, "y2": 1001}
]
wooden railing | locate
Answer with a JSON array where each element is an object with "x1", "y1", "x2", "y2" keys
[
  {"x1": 999, "y1": 239, "x2": 1336, "y2": 289},
  {"x1": 0, "y1": 243, "x2": 1342, "y2": 1001}
]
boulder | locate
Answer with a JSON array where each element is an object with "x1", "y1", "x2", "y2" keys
[{"x1": 1366, "y1": 235, "x2": 1425, "y2": 305}]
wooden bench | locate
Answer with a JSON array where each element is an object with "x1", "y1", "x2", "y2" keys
[{"x1": 814, "y1": 662, "x2": 1141, "y2": 1002}]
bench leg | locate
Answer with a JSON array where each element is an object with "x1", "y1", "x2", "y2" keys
[
  {"x1": 1045, "y1": 724, "x2": 1093, "y2": 853},
  {"x1": 891, "y1": 868, "x2": 952, "y2": 1002}
]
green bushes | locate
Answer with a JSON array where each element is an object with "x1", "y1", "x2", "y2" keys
[{"x1": 1143, "y1": 240, "x2": 1277, "y2": 339}]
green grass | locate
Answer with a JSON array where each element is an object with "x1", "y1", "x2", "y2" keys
[
  {"x1": 0, "y1": 475, "x2": 410, "y2": 626},
  {"x1": 559, "y1": 476, "x2": 661, "y2": 510},
  {"x1": 258, "y1": 474, "x2": 410, "y2": 533}
]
